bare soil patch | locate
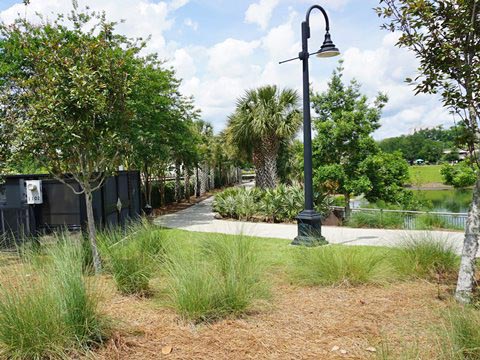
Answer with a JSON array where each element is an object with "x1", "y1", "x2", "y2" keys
[{"x1": 93, "y1": 280, "x2": 449, "y2": 360}]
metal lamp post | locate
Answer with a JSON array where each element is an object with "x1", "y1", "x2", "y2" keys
[{"x1": 280, "y1": 4, "x2": 340, "y2": 246}]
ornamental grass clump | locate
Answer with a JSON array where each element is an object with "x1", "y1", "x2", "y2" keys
[
  {"x1": 291, "y1": 245, "x2": 392, "y2": 286},
  {"x1": 0, "y1": 237, "x2": 105, "y2": 359},
  {"x1": 98, "y1": 222, "x2": 165, "y2": 295},
  {"x1": 392, "y1": 233, "x2": 459, "y2": 281},
  {"x1": 437, "y1": 306, "x2": 480, "y2": 360},
  {"x1": 163, "y1": 235, "x2": 270, "y2": 323}
]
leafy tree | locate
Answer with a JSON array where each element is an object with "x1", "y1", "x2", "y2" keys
[
  {"x1": 441, "y1": 162, "x2": 477, "y2": 188},
  {"x1": 127, "y1": 55, "x2": 180, "y2": 206},
  {"x1": 0, "y1": 4, "x2": 140, "y2": 273},
  {"x1": 360, "y1": 151, "x2": 411, "y2": 204},
  {"x1": 311, "y1": 63, "x2": 389, "y2": 216},
  {"x1": 226, "y1": 85, "x2": 302, "y2": 189},
  {"x1": 378, "y1": 125, "x2": 465, "y2": 163},
  {"x1": 376, "y1": 0, "x2": 479, "y2": 302}
]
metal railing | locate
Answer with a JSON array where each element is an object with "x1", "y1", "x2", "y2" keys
[{"x1": 331, "y1": 206, "x2": 468, "y2": 230}]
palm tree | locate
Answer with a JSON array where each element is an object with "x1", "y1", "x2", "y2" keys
[{"x1": 227, "y1": 85, "x2": 301, "y2": 189}]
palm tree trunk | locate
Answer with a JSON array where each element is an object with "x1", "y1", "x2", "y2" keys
[
  {"x1": 261, "y1": 137, "x2": 279, "y2": 189},
  {"x1": 184, "y1": 166, "x2": 190, "y2": 203},
  {"x1": 253, "y1": 151, "x2": 266, "y2": 188}
]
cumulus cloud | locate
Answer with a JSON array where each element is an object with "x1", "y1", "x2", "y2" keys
[
  {"x1": 0, "y1": 0, "x2": 189, "y2": 58},
  {"x1": 183, "y1": 17, "x2": 198, "y2": 31},
  {"x1": 245, "y1": 0, "x2": 279, "y2": 30}
]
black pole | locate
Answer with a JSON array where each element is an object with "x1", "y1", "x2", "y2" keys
[{"x1": 292, "y1": 11, "x2": 327, "y2": 246}]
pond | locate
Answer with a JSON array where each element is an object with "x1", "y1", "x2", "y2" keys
[
  {"x1": 352, "y1": 189, "x2": 473, "y2": 213},
  {"x1": 412, "y1": 189, "x2": 472, "y2": 213}
]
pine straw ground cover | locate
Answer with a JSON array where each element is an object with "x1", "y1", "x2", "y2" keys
[{"x1": 0, "y1": 230, "x2": 465, "y2": 359}]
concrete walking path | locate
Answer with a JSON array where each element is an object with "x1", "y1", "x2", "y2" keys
[{"x1": 155, "y1": 196, "x2": 465, "y2": 253}]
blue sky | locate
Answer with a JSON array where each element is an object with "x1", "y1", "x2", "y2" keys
[{"x1": 0, "y1": 0, "x2": 452, "y2": 139}]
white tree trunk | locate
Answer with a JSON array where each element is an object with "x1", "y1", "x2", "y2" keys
[
  {"x1": 209, "y1": 166, "x2": 215, "y2": 190},
  {"x1": 455, "y1": 176, "x2": 480, "y2": 303},
  {"x1": 199, "y1": 163, "x2": 208, "y2": 195},
  {"x1": 175, "y1": 161, "x2": 181, "y2": 203},
  {"x1": 84, "y1": 189, "x2": 102, "y2": 274}
]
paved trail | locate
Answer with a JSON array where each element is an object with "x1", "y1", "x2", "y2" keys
[{"x1": 155, "y1": 196, "x2": 465, "y2": 253}]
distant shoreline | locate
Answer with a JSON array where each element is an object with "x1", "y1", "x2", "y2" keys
[{"x1": 405, "y1": 182, "x2": 472, "y2": 191}]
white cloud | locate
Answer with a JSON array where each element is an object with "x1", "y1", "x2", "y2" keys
[
  {"x1": 245, "y1": 0, "x2": 279, "y2": 30},
  {"x1": 340, "y1": 33, "x2": 451, "y2": 139},
  {"x1": 184, "y1": 17, "x2": 198, "y2": 31},
  {"x1": 0, "y1": 0, "x2": 189, "y2": 58}
]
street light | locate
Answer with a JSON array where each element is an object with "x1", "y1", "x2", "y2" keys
[{"x1": 279, "y1": 4, "x2": 340, "y2": 246}]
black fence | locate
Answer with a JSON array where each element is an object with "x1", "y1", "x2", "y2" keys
[{"x1": 0, "y1": 171, "x2": 141, "y2": 246}]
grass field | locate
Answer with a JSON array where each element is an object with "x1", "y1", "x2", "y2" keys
[
  {"x1": 408, "y1": 165, "x2": 444, "y2": 185},
  {"x1": 0, "y1": 228, "x2": 478, "y2": 359}
]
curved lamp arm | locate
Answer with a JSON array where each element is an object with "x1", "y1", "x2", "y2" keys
[{"x1": 306, "y1": 5, "x2": 330, "y2": 32}]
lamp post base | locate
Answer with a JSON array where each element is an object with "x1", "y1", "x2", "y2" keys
[{"x1": 292, "y1": 210, "x2": 328, "y2": 246}]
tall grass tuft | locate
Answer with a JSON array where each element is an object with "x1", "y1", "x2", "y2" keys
[
  {"x1": 0, "y1": 236, "x2": 105, "y2": 359},
  {"x1": 437, "y1": 306, "x2": 480, "y2": 360},
  {"x1": 291, "y1": 245, "x2": 392, "y2": 286},
  {"x1": 346, "y1": 211, "x2": 404, "y2": 229},
  {"x1": 98, "y1": 221, "x2": 165, "y2": 295},
  {"x1": 163, "y1": 235, "x2": 270, "y2": 323},
  {"x1": 391, "y1": 233, "x2": 459, "y2": 281}
]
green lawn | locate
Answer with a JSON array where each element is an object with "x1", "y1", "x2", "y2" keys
[{"x1": 408, "y1": 165, "x2": 444, "y2": 185}]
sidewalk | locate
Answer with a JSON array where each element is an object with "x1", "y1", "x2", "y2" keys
[{"x1": 155, "y1": 196, "x2": 465, "y2": 253}]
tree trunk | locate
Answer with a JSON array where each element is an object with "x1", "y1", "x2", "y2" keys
[
  {"x1": 200, "y1": 163, "x2": 208, "y2": 194},
  {"x1": 144, "y1": 163, "x2": 151, "y2": 206},
  {"x1": 84, "y1": 186, "x2": 101, "y2": 274},
  {"x1": 344, "y1": 193, "x2": 351, "y2": 220},
  {"x1": 175, "y1": 160, "x2": 181, "y2": 203},
  {"x1": 195, "y1": 166, "x2": 200, "y2": 197},
  {"x1": 160, "y1": 174, "x2": 166, "y2": 207},
  {"x1": 253, "y1": 151, "x2": 265, "y2": 188},
  {"x1": 263, "y1": 151, "x2": 277, "y2": 189},
  {"x1": 455, "y1": 176, "x2": 480, "y2": 303},
  {"x1": 209, "y1": 166, "x2": 215, "y2": 190},
  {"x1": 184, "y1": 166, "x2": 190, "y2": 203}
]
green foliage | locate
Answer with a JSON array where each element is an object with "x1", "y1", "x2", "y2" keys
[
  {"x1": 378, "y1": 126, "x2": 463, "y2": 164},
  {"x1": 346, "y1": 211, "x2": 404, "y2": 229},
  {"x1": 98, "y1": 222, "x2": 165, "y2": 295},
  {"x1": 437, "y1": 306, "x2": 480, "y2": 360},
  {"x1": 359, "y1": 151, "x2": 410, "y2": 204},
  {"x1": 226, "y1": 85, "x2": 302, "y2": 188},
  {"x1": 441, "y1": 163, "x2": 477, "y2": 189},
  {"x1": 291, "y1": 246, "x2": 392, "y2": 286},
  {"x1": 311, "y1": 61, "x2": 408, "y2": 208},
  {"x1": 163, "y1": 235, "x2": 270, "y2": 323},
  {"x1": 0, "y1": 238, "x2": 105, "y2": 359},
  {"x1": 213, "y1": 185, "x2": 331, "y2": 222},
  {"x1": 392, "y1": 234, "x2": 459, "y2": 280},
  {"x1": 416, "y1": 213, "x2": 464, "y2": 231}
]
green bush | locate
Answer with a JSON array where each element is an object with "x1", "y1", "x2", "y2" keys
[
  {"x1": 346, "y1": 210, "x2": 404, "y2": 229},
  {"x1": 392, "y1": 234, "x2": 459, "y2": 280},
  {"x1": 416, "y1": 213, "x2": 464, "y2": 230},
  {"x1": 291, "y1": 245, "x2": 392, "y2": 286},
  {"x1": 213, "y1": 185, "x2": 330, "y2": 222},
  {"x1": 0, "y1": 238, "x2": 105, "y2": 359},
  {"x1": 437, "y1": 306, "x2": 480, "y2": 360},
  {"x1": 441, "y1": 163, "x2": 476, "y2": 189},
  {"x1": 98, "y1": 222, "x2": 165, "y2": 295},
  {"x1": 163, "y1": 235, "x2": 270, "y2": 323}
]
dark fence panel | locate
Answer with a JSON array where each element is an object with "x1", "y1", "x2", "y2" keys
[{"x1": 0, "y1": 171, "x2": 141, "y2": 245}]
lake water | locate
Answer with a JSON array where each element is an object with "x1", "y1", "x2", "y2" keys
[
  {"x1": 413, "y1": 189, "x2": 472, "y2": 213},
  {"x1": 353, "y1": 189, "x2": 473, "y2": 213}
]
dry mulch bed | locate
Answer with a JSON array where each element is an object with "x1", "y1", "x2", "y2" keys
[{"x1": 92, "y1": 280, "x2": 449, "y2": 360}]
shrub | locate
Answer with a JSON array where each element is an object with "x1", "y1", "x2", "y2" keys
[
  {"x1": 163, "y1": 235, "x2": 270, "y2": 323},
  {"x1": 291, "y1": 245, "x2": 392, "y2": 286},
  {"x1": 213, "y1": 185, "x2": 330, "y2": 223},
  {"x1": 0, "y1": 238, "x2": 105, "y2": 359},
  {"x1": 392, "y1": 233, "x2": 459, "y2": 280},
  {"x1": 98, "y1": 222, "x2": 165, "y2": 295},
  {"x1": 346, "y1": 210, "x2": 404, "y2": 229},
  {"x1": 441, "y1": 162, "x2": 476, "y2": 189},
  {"x1": 416, "y1": 213, "x2": 464, "y2": 231},
  {"x1": 437, "y1": 306, "x2": 480, "y2": 360}
]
